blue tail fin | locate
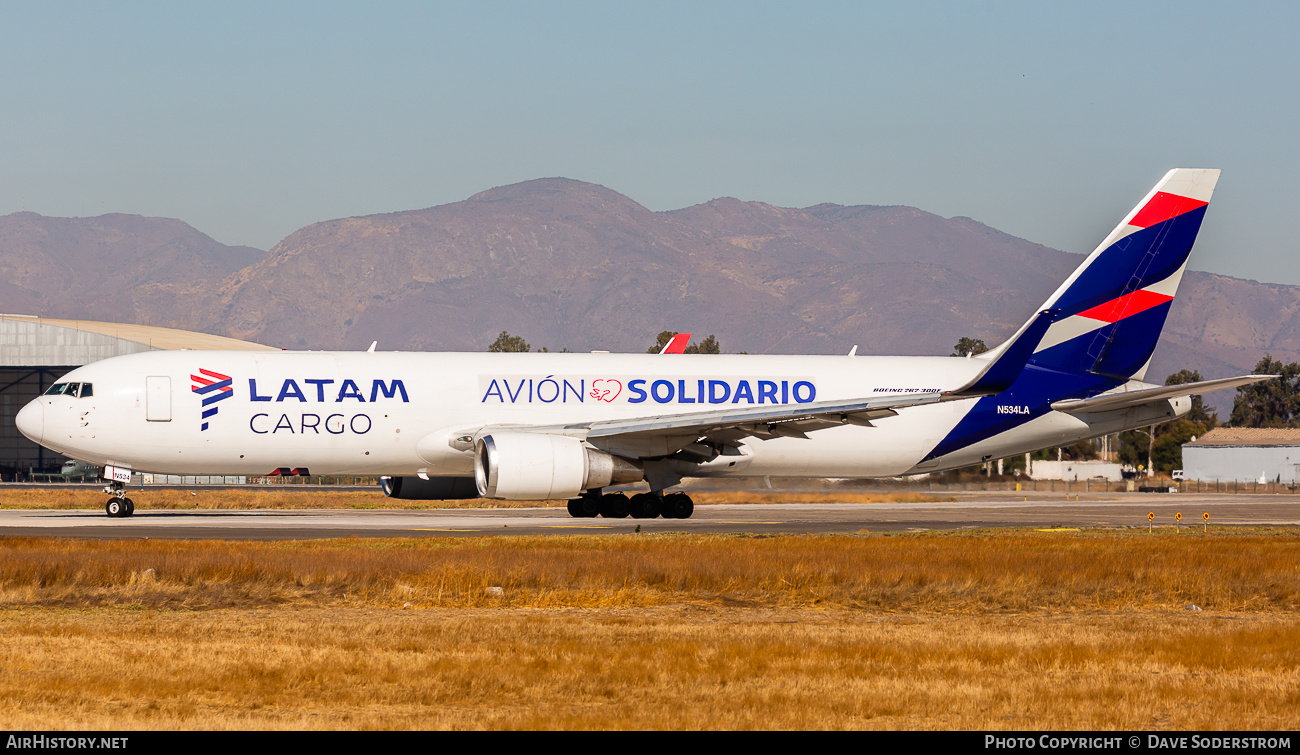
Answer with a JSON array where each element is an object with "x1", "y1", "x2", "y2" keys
[
  {"x1": 1015, "y1": 169, "x2": 1220, "y2": 380},
  {"x1": 924, "y1": 170, "x2": 1221, "y2": 465}
]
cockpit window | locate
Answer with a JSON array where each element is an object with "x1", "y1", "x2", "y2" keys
[{"x1": 42, "y1": 382, "x2": 92, "y2": 397}]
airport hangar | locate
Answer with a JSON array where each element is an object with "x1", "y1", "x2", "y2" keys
[
  {"x1": 0, "y1": 314, "x2": 275, "y2": 479},
  {"x1": 1182, "y1": 427, "x2": 1300, "y2": 484}
]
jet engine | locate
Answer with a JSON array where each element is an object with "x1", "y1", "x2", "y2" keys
[
  {"x1": 474, "y1": 432, "x2": 642, "y2": 500},
  {"x1": 380, "y1": 476, "x2": 480, "y2": 500}
]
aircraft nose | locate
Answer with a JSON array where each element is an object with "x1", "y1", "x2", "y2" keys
[{"x1": 15, "y1": 400, "x2": 43, "y2": 444}]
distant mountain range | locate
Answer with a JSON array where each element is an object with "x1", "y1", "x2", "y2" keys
[{"x1": 2, "y1": 177, "x2": 1294, "y2": 414}]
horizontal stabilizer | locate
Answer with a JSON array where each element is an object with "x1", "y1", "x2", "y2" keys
[{"x1": 1050, "y1": 374, "x2": 1275, "y2": 414}]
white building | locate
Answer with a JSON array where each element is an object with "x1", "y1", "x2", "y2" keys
[
  {"x1": 0, "y1": 314, "x2": 273, "y2": 477},
  {"x1": 1182, "y1": 428, "x2": 1300, "y2": 483},
  {"x1": 1029, "y1": 460, "x2": 1124, "y2": 482}
]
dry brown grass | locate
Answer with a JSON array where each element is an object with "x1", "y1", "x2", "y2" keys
[
  {"x1": 2, "y1": 530, "x2": 1297, "y2": 730},
  {"x1": 0, "y1": 488, "x2": 543, "y2": 510},
  {"x1": 0, "y1": 529, "x2": 1297, "y2": 612},
  {"x1": 0, "y1": 487, "x2": 949, "y2": 511},
  {"x1": 0, "y1": 607, "x2": 1296, "y2": 730}
]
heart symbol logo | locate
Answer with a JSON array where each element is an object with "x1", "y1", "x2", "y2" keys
[{"x1": 589, "y1": 379, "x2": 622, "y2": 403}]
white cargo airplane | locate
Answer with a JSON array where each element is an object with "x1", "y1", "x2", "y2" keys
[{"x1": 15, "y1": 169, "x2": 1270, "y2": 518}]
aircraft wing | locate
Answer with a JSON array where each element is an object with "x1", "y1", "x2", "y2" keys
[
  {"x1": 1050, "y1": 374, "x2": 1274, "y2": 414},
  {"x1": 458, "y1": 389, "x2": 961, "y2": 462},
  {"x1": 466, "y1": 390, "x2": 956, "y2": 458},
  {"x1": 579, "y1": 391, "x2": 947, "y2": 441}
]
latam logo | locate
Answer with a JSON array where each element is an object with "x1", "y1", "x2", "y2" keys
[
  {"x1": 192, "y1": 369, "x2": 233, "y2": 431},
  {"x1": 239, "y1": 378, "x2": 409, "y2": 437},
  {"x1": 247, "y1": 378, "x2": 409, "y2": 403}
]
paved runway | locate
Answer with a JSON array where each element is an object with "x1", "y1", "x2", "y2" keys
[{"x1": 1, "y1": 492, "x2": 1298, "y2": 539}]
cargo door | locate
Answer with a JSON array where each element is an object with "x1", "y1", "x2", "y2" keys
[{"x1": 146, "y1": 376, "x2": 171, "y2": 422}]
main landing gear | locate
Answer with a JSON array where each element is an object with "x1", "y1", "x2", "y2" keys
[
  {"x1": 103, "y1": 481, "x2": 135, "y2": 518},
  {"x1": 566, "y1": 490, "x2": 695, "y2": 519}
]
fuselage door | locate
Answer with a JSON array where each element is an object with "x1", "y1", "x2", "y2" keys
[{"x1": 146, "y1": 376, "x2": 172, "y2": 422}]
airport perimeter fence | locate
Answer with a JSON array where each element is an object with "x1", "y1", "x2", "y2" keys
[
  {"x1": 924, "y1": 478, "x2": 1300, "y2": 494},
  {"x1": 16, "y1": 472, "x2": 1298, "y2": 494},
  {"x1": 17, "y1": 474, "x2": 384, "y2": 486},
  {"x1": 249, "y1": 475, "x2": 381, "y2": 486},
  {"x1": 145, "y1": 474, "x2": 381, "y2": 487},
  {"x1": 17, "y1": 472, "x2": 381, "y2": 486}
]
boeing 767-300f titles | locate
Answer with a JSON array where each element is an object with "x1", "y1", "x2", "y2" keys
[{"x1": 15, "y1": 169, "x2": 1272, "y2": 518}]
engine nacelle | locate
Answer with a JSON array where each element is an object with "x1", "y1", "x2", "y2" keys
[
  {"x1": 380, "y1": 476, "x2": 479, "y2": 500},
  {"x1": 474, "y1": 432, "x2": 642, "y2": 500}
]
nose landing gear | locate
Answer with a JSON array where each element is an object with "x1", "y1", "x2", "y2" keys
[{"x1": 103, "y1": 481, "x2": 135, "y2": 518}]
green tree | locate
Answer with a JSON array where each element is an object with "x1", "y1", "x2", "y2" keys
[
  {"x1": 1118, "y1": 369, "x2": 1220, "y2": 473},
  {"x1": 687, "y1": 334, "x2": 720, "y2": 354},
  {"x1": 951, "y1": 337, "x2": 988, "y2": 357},
  {"x1": 647, "y1": 330, "x2": 679, "y2": 353},
  {"x1": 488, "y1": 331, "x2": 530, "y2": 353},
  {"x1": 1151, "y1": 420, "x2": 1204, "y2": 473},
  {"x1": 1031, "y1": 440, "x2": 1099, "y2": 462},
  {"x1": 1116, "y1": 429, "x2": 1150, "y2": 472},
  {"x1": 1165, "y1": 368, "x2": 1217, "y2": 425},
  {"x1": 1230, "y1": 355, "x2": 1300, "y2": 427}
]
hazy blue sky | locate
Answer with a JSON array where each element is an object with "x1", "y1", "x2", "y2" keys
[{"x1": 3, "y1": 2, "x2": 1297, "y2": 284}]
